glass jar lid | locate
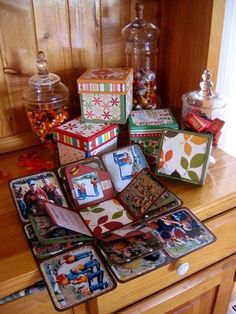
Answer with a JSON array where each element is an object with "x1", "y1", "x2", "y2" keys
[
  {"x1": 28, "y1": 51, "x2": 60, "y2": 87},
  {"x1": 182, "y1": 69, "x2": 226, "y2": 109},
  {"x1": 121, "y1": 2, "x2": 160, "y2": 42}
]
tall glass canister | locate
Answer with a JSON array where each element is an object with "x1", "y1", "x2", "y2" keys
[
  {"x1": 122, "y1": 2, "x2": 160, "y2": 110},
  {"x1": 22, "y1": 51, "x2": 70, "y2": 146}
]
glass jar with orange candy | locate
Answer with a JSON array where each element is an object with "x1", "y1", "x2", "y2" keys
[{"x1": 22, "y1": 51, "x2": 70, "y2": 145}]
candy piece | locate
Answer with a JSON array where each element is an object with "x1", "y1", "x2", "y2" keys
[
  {"x1": 185, "y1": 112, "x2": 211, "y2": 132},
  {"x1": 207, "y1": 118, "x2": 225, "y2": 134}
]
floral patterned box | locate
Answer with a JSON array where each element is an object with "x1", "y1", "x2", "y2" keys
[
  {"x1": 53, "y1": 116, "x2": 119, "y2": 165},
  {"x1": 128, "y1": 109, "x2": 179, "y2": 169},
  {"x1": 77, "y1": 68, "x2": 133, "y2": 124}
]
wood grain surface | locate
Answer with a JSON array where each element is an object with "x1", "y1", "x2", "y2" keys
[{"x1": 0, "y1": 0, "x2": 224, "y2": 153}]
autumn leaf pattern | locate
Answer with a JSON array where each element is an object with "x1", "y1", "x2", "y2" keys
[
  {"x1": 157, "y1": 130, "x2": 210, "y2": 183},
  {"x1": 79, "y1": 199, "x2": 133, "y2": 236},
  {"x1": 158, "y1": 149, "x2": 173, "y2": 169}
]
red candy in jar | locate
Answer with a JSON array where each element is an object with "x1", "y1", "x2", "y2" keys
[
  {"x1": 22, "y1": 51, "x2": 70, "y2": 145},
  {"x1": 182, "y1": 69, "x2": 227, "y2": 165}
]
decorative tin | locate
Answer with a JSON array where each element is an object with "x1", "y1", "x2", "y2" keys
[
  {"x1": 128, "y1": 109, "x2": 179, "y2": 169},
  {"x1": 77, "y1": 68, "x2": 133, "y2": 124},
  {"x1": 53, "y1": 116, "x2": 119, "y2": 165}
]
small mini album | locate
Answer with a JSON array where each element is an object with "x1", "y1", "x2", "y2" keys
[
  {"x1": 64, "y1": 163, "x2": 114, "y2": 209},
  {"x1": 24, "y1": 223, "x2": 81, "y2": 260},
  {"x1": 99, "y1": 224, "x2": 163, "y2": 265},
  {"x1": 40, "y1": 244, "x2": 116, "y2": 311},
  {"x1": 107, "y1": 249, "x2": 169, "y2": 283},
  {"x1": 148, "y1": 207, "x2": 216, "y2": 259},
  {"x1": 102, "y1": 144, "x2": 149, "y2": 192},
  {"x1": 9, "y1": 171, "x2": 68, "y2": 223},
  {"x1": 117, "y1": 168, "x2": 166, "y2": 220},
  {"x1": 156, "y1": 129, "x2": 213, "y2": 185}
]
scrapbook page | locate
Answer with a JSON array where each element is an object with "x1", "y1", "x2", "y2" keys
[
  {"x1": 9, "y1": 171, "x2": 68, "y2": 223},
  {"x1": 148, "y1": 207, "x2": 216, "y2": 259},
  {"x1": 64, "y1": 163, "x2": 114, "y2": 209},
  {"x1": 102, "y1": 144, "x2": 149, "y2": 192},
  {"x1": 40, "y1": 244, "x2": 116, "y2": 311},
  {"x1": 24, "y1": 223, "x2": 82, "y2": 259},
  {"x1": 117, "y1": 168, "x2": 166, "y2": 220}
]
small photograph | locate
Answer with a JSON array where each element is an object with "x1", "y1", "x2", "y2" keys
[
  {"x1": 145, "y1": 190, "x2": 182, "y2": 218},
  {"x1": 9, "y1": 171, "x2": 67, "y2": 223},
  {"x1": 40, "y1": 245, "x2": 116, "y2": 311},
  {"x1": 24, "y1": 224, "x2": 81, "y2": 259},
  {"x1": 108, "y1": 249, "x2": 169, "y2": 282},
  {"x1": 99, "y1": 231, "x2": 162, "y2": 265},
  {"x1": 102, "y1": 144, "x2": 149, "y2": 192},
  {"x1": 118, "y1": 169, "x2": 165, "y2": 219},
  {"x1": 29, "y1": 214, "x2": 90, "y2": 245},
  {"x1": 72, "y1": 171, "x2": 104, "y2": 206},
  {"x1": 149, "y1": 207, "x2": 216, "y2": 259}
]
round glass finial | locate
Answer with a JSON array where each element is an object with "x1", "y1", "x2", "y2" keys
[
  {"x1": 36, "y1": 51, "x2": 49, "y2": 76},
  {"x1": 198, "y1": 69, "x2": 214, "y2": 97}
]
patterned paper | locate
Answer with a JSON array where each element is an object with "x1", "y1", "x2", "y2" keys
[
  {"x1": 128, "y1": 109, "x2": 179, "y2": 130},
  {"x1": 156, "y1": 129, "x2": 212, "y2": 185},
  {"x1": 77, "y1": 68, "x2": 133, "y2": 93},
  {"x1": 80, "y1": 92, "x2": 132, "y2": 124},
  {"x1": 57, "y1": 138, "x2": 117, "y2": 166},
  {"x1": 130, "y1": 134, "x2": 162, "y2": 170},
  {"x1": 79, "y1": 199, "x2": 133, "y2": 237}
]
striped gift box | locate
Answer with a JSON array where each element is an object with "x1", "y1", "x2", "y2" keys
[{"x1": 53, "y1": 116, "x2": 119, "y2": 165}]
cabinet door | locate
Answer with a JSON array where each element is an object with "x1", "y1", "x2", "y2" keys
[{"x1": 116, "y1": 254, "x2": 236, "y2": 314}]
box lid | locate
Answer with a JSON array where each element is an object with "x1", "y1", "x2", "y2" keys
[
  {"x1": 53, "y1": 116, "x2": 118, "y2": 152},
  {"x1": 128, "y1": 109, "x2": 179, "y2": 134},
  {"x1": 77, "y1": 68, "x2": 133, "y2": 94}
]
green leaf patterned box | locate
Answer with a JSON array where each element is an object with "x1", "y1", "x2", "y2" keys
[
  {"x1": 128, "y1": 109, "x2": 179, "y2": 169},
  {"x1": 77, "y1": 68, "x2": 133, "y2": 124},
  {"x1": 156, "y1": 128, "x2": 213, "y2": 185}
]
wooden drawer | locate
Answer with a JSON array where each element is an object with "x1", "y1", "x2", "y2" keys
[
  {"x1": 117, "y1": 254, "x2": 236, "y2": 314},
  {"x1": 95, "y1": 208, "x2": 236, "y2": 313}
]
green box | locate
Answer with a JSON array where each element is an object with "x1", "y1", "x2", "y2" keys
[{"x1": 128, "y1": 109, "x2": 179, "y2": 169}]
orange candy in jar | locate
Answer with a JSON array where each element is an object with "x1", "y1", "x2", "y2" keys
[{"x1": 23, "y1": 51, "x2": 70, "y2": 145}]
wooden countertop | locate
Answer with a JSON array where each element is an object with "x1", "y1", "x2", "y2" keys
[{"x1": 0, "y1": 146, "x2": 236, "y2": 300}]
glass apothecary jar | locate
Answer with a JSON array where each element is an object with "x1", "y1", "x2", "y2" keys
[
  {"x1": 182, "y1": 69, "x2": 227, "y2": 165},
  {"x1": 22, "y1": 51, "x2": 70, "y2": 145},
  {"x1": 122, "y1": 2, "x2": 160, "y2": 110}
]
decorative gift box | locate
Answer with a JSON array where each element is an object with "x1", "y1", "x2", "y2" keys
[
  {"x1": 53, "y1": 116, "x2": 119, "y2": 165},
  {"x1": 77, "y1": 68, "x2": 133, "y2": 124},
  {"x1": 156, "y1": 128, "x2": 213, "y2": 185},
  {"x1": 128, "y1": 109, "x2": 179, "y2": 169}
]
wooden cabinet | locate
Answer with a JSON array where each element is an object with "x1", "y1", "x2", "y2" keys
[
  {"x1": 0, "y1": 1, "x2": 233, "y2": 313},
  {"x1": 0, "y1": 0, "x2": 225, "y2": 153}
]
